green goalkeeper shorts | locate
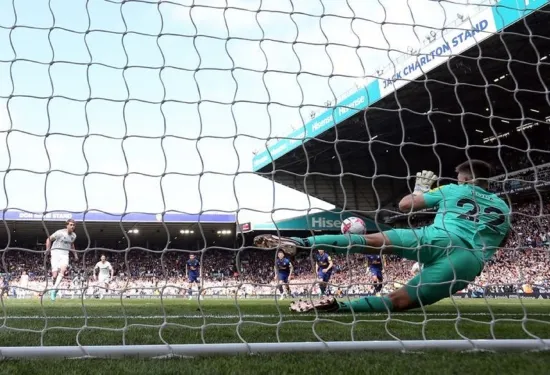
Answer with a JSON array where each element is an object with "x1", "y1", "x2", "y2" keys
[{"x1": 385, "y1": 226, "x2": 484, "y2": 305}]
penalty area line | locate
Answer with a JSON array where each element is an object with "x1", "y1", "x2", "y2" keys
[{"x1": 4, "y1": 312, "x2": 550, "y2": 320}]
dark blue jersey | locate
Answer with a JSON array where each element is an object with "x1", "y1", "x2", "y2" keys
[
  {"x1": 276, "y1": 258, "x2": 291, "y2": 274},
  {"x1": 316, "y1": 253, "x2": 332, "y2": 268},
  {"x1": 367, "y1": 255, "x2": 383, "y2": 270},
  {"x1": 186, "y1": 259, "x2": 200, "y2": 273}
]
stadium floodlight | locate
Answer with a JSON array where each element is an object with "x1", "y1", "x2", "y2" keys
[
  {"x1": 516, "y1": 122, "x2": 539, "y2": 132},
  {"x1": 355, "y1": 78, "x2": 367, "y2": 88},
  {"x1": 2, "y1": 0, "x2": 550, "y2": 363},
  {"x1": 494, "y1": 74, "x2": 508, "y2": 82},
  {"x1": 406, "y1": 46, "x2": 418, "y2": 55}
]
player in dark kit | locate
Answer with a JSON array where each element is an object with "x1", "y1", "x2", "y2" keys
[
  {"x1": 275, "y1": 250, "x2": 293, "y2": 299},
  {"x1": 254, "y1": 160, "x2": 511, "y2": 314},
  {"x1": 184, "y1": 254, "x2": 202, "y2": 300},
  {"x1": 1, "y1": 273, "x2": 10, "y2": 298},
  {"x1": 315, "y1": 249, "x2": 333, "y2": 296},
  {"x1": 366, "y1": 255, "x2": 384, "y2": 295}
]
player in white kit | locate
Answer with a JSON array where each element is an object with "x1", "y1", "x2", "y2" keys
[
  {"x1": 94, "y1": 255, "x2": 114, "y2": 299},
  {"x1": 18, "y1": 271, "x2": 29, "y2": 299},
  {"x1": 45, "y1": 219, "x2": 78, "y2": 301}
]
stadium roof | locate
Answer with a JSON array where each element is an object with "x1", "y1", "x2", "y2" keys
[
  {"x1": 3, "y1": 210, "x2": 236, "y2": 223},
  {"x1": 0, "y1": 210, "x2": 237, "y2": 249},
  {"x1": 251, "y1": 2, "x2": 550, "y2": 214}
]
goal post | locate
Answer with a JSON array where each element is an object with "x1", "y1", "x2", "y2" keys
[{"x1": 1, "y1": 0, "x2": 550, "y2": 359}]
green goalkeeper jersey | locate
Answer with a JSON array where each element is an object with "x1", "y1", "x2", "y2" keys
[{"x1": 422, "y1": 183, "x2": 511, "y2": 262}]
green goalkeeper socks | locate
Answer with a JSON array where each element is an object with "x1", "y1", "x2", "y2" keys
[
  {"x1": 304, "y1": 234, "x2": 367, "y2": 254},
  {"x1": 337, "y1": 296, "x2": 394, "y2": 313}
]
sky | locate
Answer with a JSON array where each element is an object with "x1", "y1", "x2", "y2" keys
[{"x1": 0, "y1": 0, "x2": 485, "y2": 225}]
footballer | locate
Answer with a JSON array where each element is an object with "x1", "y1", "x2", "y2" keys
[
  {"x1": 366, "y1": 255, "x2": 384, "y2": 296},
  {"x1": 45, "y1": 219, "x2": 78, "y2": 301},
  {"x1": 315, "y1": 249, "x2": 333, "y2": 296},
  {"x1": 185, "y1": 254, "x2": 204, "y2": 300},
  {"x1": 94, "y1": 255, "x2": 114, "y2": 299},
  {"x1": 274, "y1": 250, "x2": 293, "y2": 299},
  {"x1": 254, "y1": 160, "x2": 511, "y2": 314}
]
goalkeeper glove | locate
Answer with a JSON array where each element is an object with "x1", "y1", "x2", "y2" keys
[{"x1": 414, "y1": 170, "x2": 437, "y2": 194}]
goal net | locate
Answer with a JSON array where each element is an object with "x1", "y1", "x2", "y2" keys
[{"x1": 1, "y1": 0, "x2": 549, "y2": 359}]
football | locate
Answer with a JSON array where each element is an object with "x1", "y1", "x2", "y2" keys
[{"x1": 340, "y1": 217, "x2": 367, "y2": 235}]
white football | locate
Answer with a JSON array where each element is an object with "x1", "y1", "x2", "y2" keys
[{"x1": 341, "y1": 217, "x2": 367, "y2": 235}]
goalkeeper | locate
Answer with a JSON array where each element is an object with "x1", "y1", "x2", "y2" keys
[{"x1": 254, "y1": 160, "x2": 511, "y2": 314}]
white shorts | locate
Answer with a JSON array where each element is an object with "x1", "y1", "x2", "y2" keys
[
  {"x1": 98, "y1": 275, "x2": 110, "y2": 284},
  {"x1": 51, "y1": 251, "x2": 69, "y2": 272}
]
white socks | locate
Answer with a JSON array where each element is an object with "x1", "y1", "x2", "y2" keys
[{"x1": 53, "y1": 274, "x2": 63, "y2": 290}]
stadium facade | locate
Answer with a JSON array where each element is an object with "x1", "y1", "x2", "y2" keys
[
  {"x1": 250, "y1": 209, "x2": 391, "y2": 232},
  {"x1": 1, "y1": 210, "x2": 237, "y2": 252},
  {"x1": 251, "y1": 1, "x2": 550, "y2": 218}
]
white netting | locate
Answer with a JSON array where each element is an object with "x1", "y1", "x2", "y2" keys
[{"x1": 0, "y1": 0, "x2": 550, "y2": 358}]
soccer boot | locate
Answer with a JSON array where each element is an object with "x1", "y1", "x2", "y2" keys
[
  {"x1": 289, "y1": 296, "x2": 340, "y2": 313},
  {"x1": 253, "y1": 234, "x2": 307, "y2": 256}
]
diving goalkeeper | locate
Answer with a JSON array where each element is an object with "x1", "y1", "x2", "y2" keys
[{"x1": 253, "y1": 160, "x2": 511, "y2": 314}]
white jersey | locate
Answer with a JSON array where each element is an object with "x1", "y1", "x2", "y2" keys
[
  {"x1": 95, "y1": 262, "x2": 112, "y2": 278},
  {"x1": 19, "y1": 274, "x2": 29, "y2": 288},
  {"x1": 50, "y1": 229, "x2": 76, "y2": 252}
]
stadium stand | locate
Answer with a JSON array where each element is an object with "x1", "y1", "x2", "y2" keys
[{"x1": 2, "y1": 160, "x2": 549, "y2": 299}]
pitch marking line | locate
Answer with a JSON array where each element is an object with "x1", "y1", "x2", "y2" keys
[{"x1": 4, "y1": 313, "x2": 550, "y2": 320}]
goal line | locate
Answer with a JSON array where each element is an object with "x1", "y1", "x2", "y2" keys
[{"x1": 4, "y1": 312, "x2": 550, "y2": 320}]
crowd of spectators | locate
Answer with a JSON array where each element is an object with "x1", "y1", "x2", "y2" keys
[
  {"x1": 1, "y1": 194, "x2": 549, "y2": 299},
  {"x1": 487, "y1": 126, "x2": 550, "y2": 194}
]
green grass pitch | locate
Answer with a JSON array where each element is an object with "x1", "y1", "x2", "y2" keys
[{"x1": 1, "y1": 297, "x2": 549, "y2": 374}]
